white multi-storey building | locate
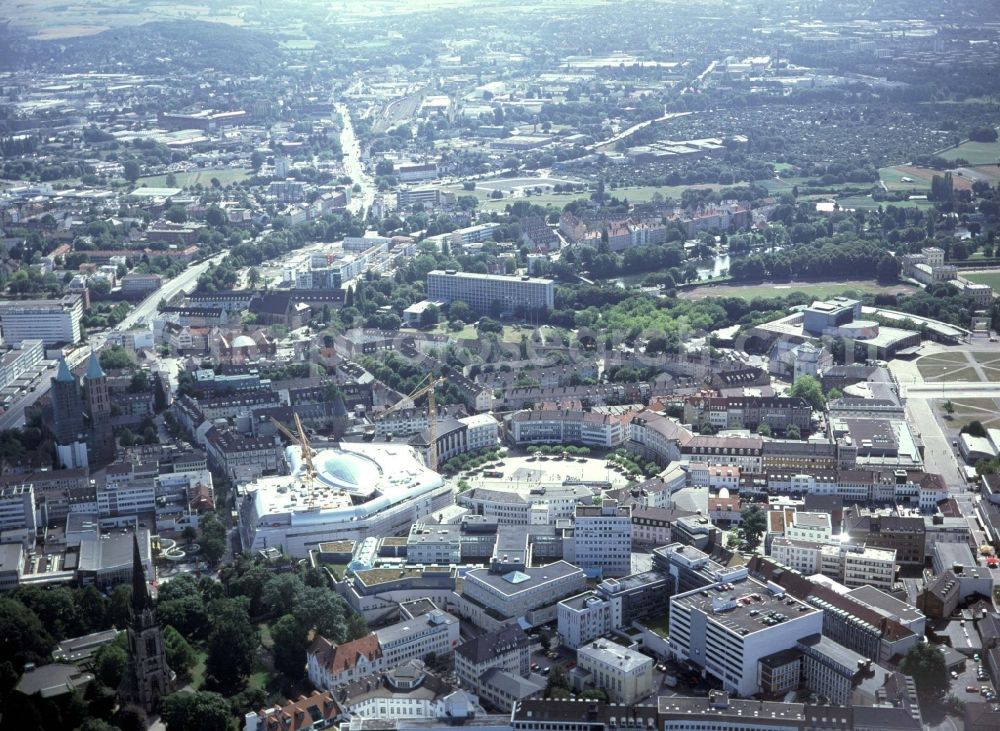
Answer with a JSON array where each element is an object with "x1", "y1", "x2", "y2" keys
[
  {"x1": 0, "y1": 339, "x2": 44, "y2": 391},
  {"x1": 426, "y1": 270, "x2": 554, "y2": 315},
  {"x1": 0, "y1": 295, "x2": 83, "y2": 346},
  {"x1": 565, "y1": 500, "x2": 632, "y2": 577},
  {"x1": 557, "y1": 593, "x2": 615, "y2": 650},
  {"x1": 784, "y1": 512, "x2": 832, "y2": 543},
  {"x1": 0, "y1": 484, "x2": 36, "y2": 547},
  {"x1": 770, "y1": 537, "x2": 897, "y2": 591},
  {"x1": 668, "y1": 574, "x2": 824, "y2": 697}
]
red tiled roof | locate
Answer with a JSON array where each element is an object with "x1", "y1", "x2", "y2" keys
[{"x1": 308, "y1": 634, "x2": 381, "y2": 675}]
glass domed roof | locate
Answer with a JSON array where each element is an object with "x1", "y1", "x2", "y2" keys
[{"x1": 316, "y1": 450, "x2": 381, "y2": 489}]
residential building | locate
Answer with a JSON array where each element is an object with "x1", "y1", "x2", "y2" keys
[
  {"x1": 454, "y1": 625, "x2": 541, "y2": 712},
  {"x1": 508, "y1": 410, "x2": 624, "y2": 448},
  {"x1": 244, "y1": 691, "x2": 340, "y2": 731}
]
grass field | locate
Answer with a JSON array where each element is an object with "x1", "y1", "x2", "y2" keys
[
  {"x1": 679, "y1": 280, "x2": 912, "y2": 301},
  {"x1": 836, "y1": 194, "x2": 933, "y2": 210},
  {"x1": 949, "y1": 398, "x2": 1000, "y2": 430},
  {"x1": 136, "y1": 167, "x2": 252, "y2": 189},
  {"x1": 964, "y1": 271, "x2": 1000, "y2": 294},
  {"x1": 917, "y1": 365, "x2": 981, "y2": 382},
  {"x1": 879, "y1": 166, "x2": 933, "y2": 192},
  {"x1": 938, "y1": 137, "x2": 1000, "y2": 165}
]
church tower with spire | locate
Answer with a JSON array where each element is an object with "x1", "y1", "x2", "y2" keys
[
  {"x1": 119, "y1": 534, "x2": 172, "y2": 712},
  {"x1": 49, "y1": 356, "x2": 88, "y2": 469},
  {"x1": 84, "y1": 351, "x2": 115, "y2": 464}
]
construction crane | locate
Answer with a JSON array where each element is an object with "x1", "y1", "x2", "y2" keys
[
  {"x1": 270, "y1": 414, "x2": 317, "y2": 484},
  {"x1": 377, "y1": 375, "x2": 444, "y2": 471}
]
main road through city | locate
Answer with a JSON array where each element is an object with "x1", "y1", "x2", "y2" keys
[{"x1": 336, "y1": 103, "x2": 375, "y2": 217}]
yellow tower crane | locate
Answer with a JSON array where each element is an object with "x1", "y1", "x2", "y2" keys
[
  {"x1": 376, "y1": 375, "x2": 444, "y2": 471},
  {"x1": 270, "y1": 414, "x2": 317, "y2": 484}
]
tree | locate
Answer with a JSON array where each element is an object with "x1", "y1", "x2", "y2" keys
[
  {"x1": 204, "y1": 599, "x2": 257, "y2": 691},
  {"x1": 876, "y1": 255, "x2": 901, "y2": 283},
  {"x1": 786, "y1": 424, "x2": 802, "y2": 440},
  {"x1": 165, "y1": 173, "x2": 177, "y2": 188},
  {"x1": 419, "y1": 304, "x2": 439, "y2": 328},
  {"x1": 93, "y1": 641, "x2": 127, "y2": 688},
  {"x1": 0, "y1": 598, "x2": 53, "y2": 670},
  {"x1": 199, "y1": 513, "x2": 227, "y2": 566},
  {"x1": 113, "y1": 705, "x2": 148, "y2": 731},
  {"x1": 757, "y1": 424, "x2": 771, "y2": 437},
  {"x1": 162, "y1": 691, "x2": 231, "y2": 731},
  {"x1": 790, "y1": 375, "x2": 825, "y2": 411},
  {"x1": 545, "y1": 664, "x2": 569, "y2": 697},
  {"x1": 968, "y1": 126, "x2": 999, "y2": 143},
  {"x1": 163, "y1": 625, "x2": 197, "y2": 680},
  {"x1": 165, "y1": 205, "x2": 188, "y2": 224},
  {"x1": 293, "y1": 587, "x2": 347, "y2": 643},
  {"x1": 943, "y1": 400, "x2": 955, "y2": 414},
  {"x1": 740, "y1": 505, "x2": 767, "y2": 550},
  {"x1": 123, "y1": 160, "x2": 141, "y2": 183},
  {"x1": 965, "y1": 420, "x2": 988, "y2": 438},
  {"x1": 205, "y1": 206, "x2": 225, "y2": 228},
  {"x1": 250, "y1": 150, "x2": 264, "y2": 172},
  {"x1": 270, "y1": 614, "x2": 308, "y2": 678},
  {"x1": 248, "y1": 268, "x2": 261, "y2": 288},
  {"x1": 448, "y1": 300, "x2": 472, "y2": 324},
  {"x1": 900, "y1": 642, "x2": 948, "y2": 702},
  {"x1": 261, "y1": 573, "x2": 306, "y2": 617}
]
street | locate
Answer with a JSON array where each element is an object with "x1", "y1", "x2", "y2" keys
[{"x1": 336, "y1": 103, "x2": 375, "y2": 217}]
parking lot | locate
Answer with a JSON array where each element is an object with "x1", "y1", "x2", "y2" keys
[{"x1": 951, "y1": 653, "x2": 995, "y2": 702}]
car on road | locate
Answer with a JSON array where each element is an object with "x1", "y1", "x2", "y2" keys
[{"x1": 967, "y1": 685, "x2": 979, "y2": 693}]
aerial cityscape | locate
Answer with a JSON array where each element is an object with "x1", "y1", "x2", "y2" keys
[{"x1": 2, "y1": 0, "x2": 1000, "y2": 729}]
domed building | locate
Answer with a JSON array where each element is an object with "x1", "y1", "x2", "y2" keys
[{"x1": 237, "y1": 442, "x2": 451, "y2": 557}]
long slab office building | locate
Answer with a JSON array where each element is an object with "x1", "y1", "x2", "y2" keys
[{"x1": 427, "y1": 270, "x2": 554, "y2": 315}]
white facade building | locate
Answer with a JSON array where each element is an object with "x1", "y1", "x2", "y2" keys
[
  {"x1": 576, "y1": 639, "x2": 653, "y2": 704},
  {"x1": 0, "y1": 295, "x2": 83, "y2": 346},
  {"x1": 668, "y1": 575, "x2": 824, "y2": 697},
  {"x1": 566, "y1": 500, "x2": 632, "y2": 577}
]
